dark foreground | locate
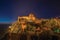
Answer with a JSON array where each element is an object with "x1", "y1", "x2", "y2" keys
[{"x1": 0, "y1": 33, "x2": 60, "y2": 40}]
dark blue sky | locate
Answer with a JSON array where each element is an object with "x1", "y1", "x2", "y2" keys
[{"x1": 0, "y1": 0, "x2": 60, "y2": 23}]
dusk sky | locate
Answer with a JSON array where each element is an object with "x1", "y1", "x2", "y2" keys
[{"x1": 0, "y1": 0, "x2": 60, "y2": 23}]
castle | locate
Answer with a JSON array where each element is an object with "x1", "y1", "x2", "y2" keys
[{"x1": 8, "y1": 13, "x2": 60, "y2": 40}]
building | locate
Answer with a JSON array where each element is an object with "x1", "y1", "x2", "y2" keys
[{"x1": 18, "y1": 13, "x2": 36, "y2": 22}]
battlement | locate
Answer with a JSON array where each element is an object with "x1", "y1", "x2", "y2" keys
[{"x1": 18, "y1": 13, "x2": 36, "y2": 22}]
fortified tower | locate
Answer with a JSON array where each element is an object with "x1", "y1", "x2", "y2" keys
[{"x1": 28, "y1": 13, "x2": 36, "y2": 21}]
